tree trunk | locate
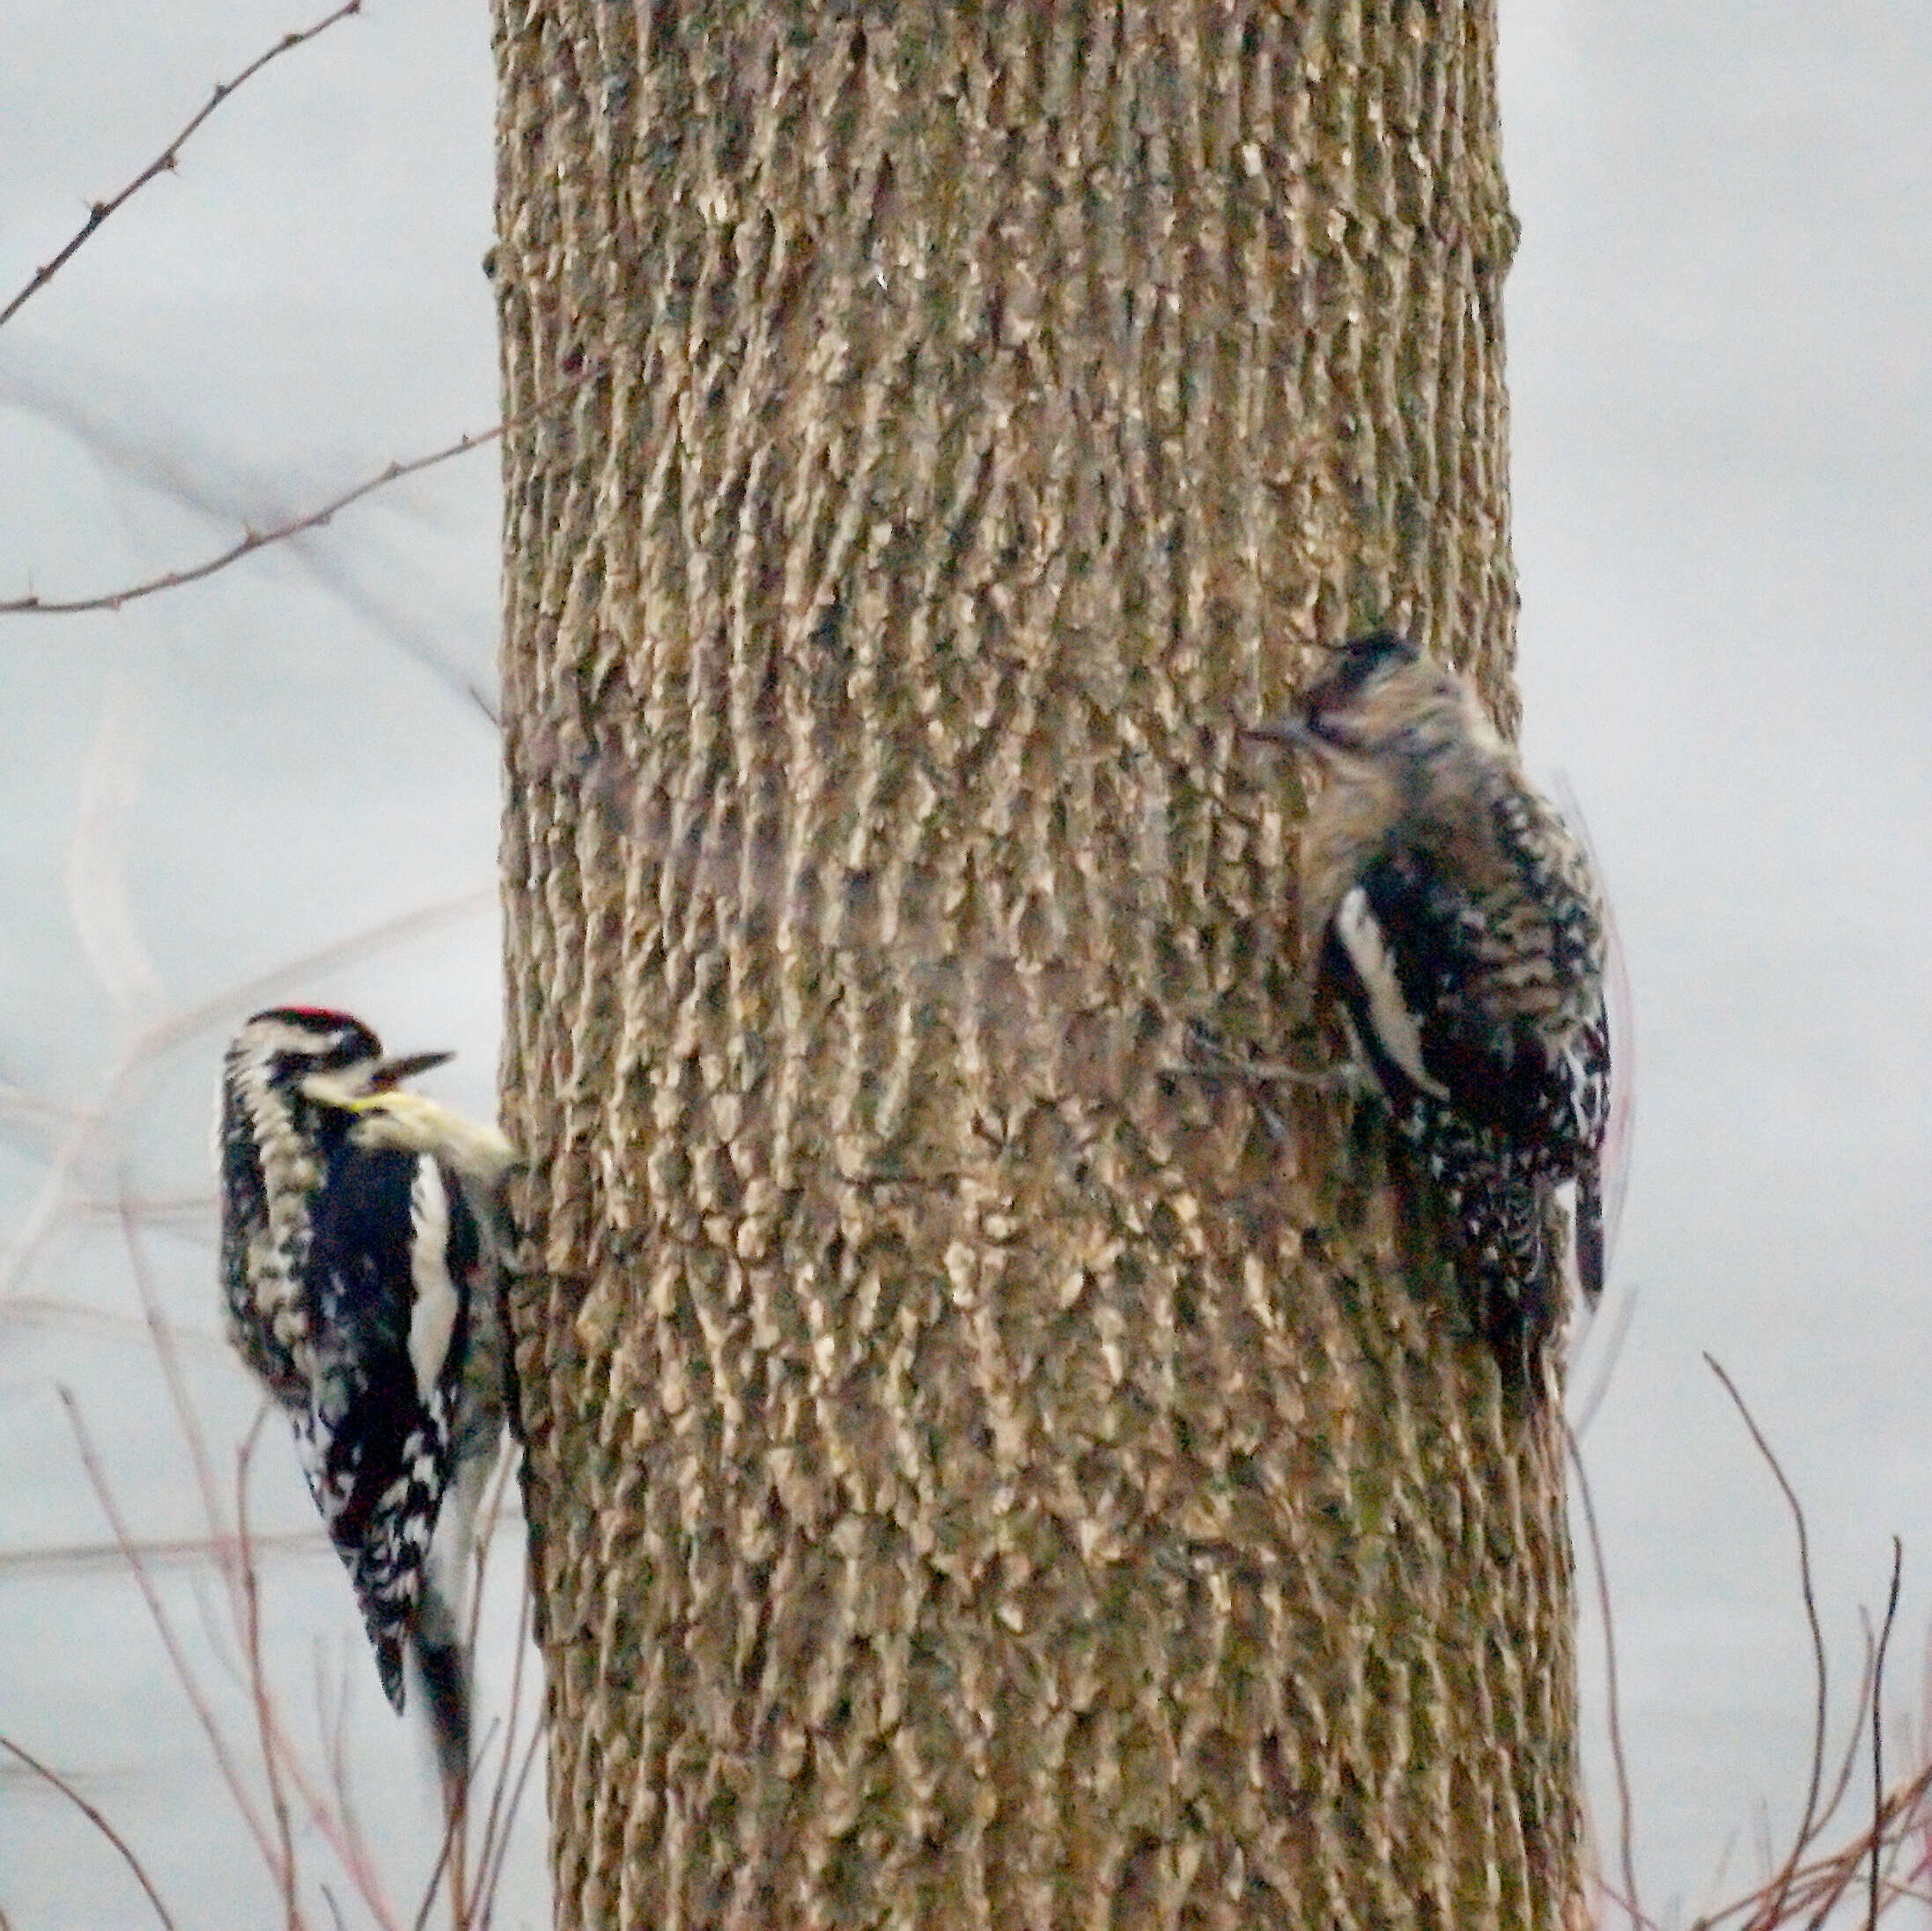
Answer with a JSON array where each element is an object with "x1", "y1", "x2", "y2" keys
[{"x1": 493, "y1": 4, "x2": 1575, "y2": 1927}]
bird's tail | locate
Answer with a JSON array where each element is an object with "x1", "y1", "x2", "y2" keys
[{"x1": 411, "y1": 1576, "x2": 473, "y2": 1802}]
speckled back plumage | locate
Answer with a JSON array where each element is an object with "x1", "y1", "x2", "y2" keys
[{"x1": 1279, "y1": 632, "x2": 1612, "y2": 1372}]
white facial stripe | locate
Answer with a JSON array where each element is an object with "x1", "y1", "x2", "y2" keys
[
  {"x1": 406, "y1": 1157, "x2": 460, "y2": 1404},
  {"x1": 1335, "y1": 885, "x2": 1449, "y2": 1100},
  {"x1": 238, "y1": 1017, "x2": 357, "y2": 1058}
]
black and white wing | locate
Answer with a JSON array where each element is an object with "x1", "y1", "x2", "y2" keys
[
  {"x1": 1323, "y1": 835, "x2": 1608, "y2": 1348},
  {"x1": 295, "y1": 1144, "x2": 474, "y2": 1710}
]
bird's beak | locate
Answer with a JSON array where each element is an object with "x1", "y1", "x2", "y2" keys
[{"x1": 367, "y1": 1050, "x2": 454, "y2": 1091}]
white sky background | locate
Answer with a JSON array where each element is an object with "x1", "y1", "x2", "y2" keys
[{"x1": 3, "y1": 2, "x2": 1930, "y2": 1925}]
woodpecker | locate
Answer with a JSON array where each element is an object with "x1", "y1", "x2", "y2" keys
[
  {"x1": 218, "y1": 1006, "x2": 512, "y2": 1792},
  {"x1": 1250, "y1": 630, "x2": 1612, "y2": 1372}
]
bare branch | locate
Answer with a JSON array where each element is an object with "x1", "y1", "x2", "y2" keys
[
  {"x1": 1824, "y1": 1625, "x2": 1884, "y2": 1866},
  {"x1": 0, "y1": 1525, "x2": 328, "y2": 1578},
  {"x1": 468, "y1": 1562, "x2": 537, "y2": 1930},
  {"x1": 1872, "y1": 1540, "x2": 1904, "y2": 1931},
  {"x1": 0, "y1": 1735, "x2": 181, "y2": 1931},
  {"x1": 56, "y1": 1388, "x2": 279, "y2": 1869},
  {"x1": 476, "y1": 1716, "x2": 544, "y2": 1930},
  {"x1": 1704, "y1": 1354, "x2": 1828, "y2": 1928},
  {"x1": 411, "y1": 1715, "x2": 503, "y2": 1931},
  {"x1": 120, "y1": 1198, "x2": 402, "y2": 1925},
  {"x1": 0, "y1": 424, "x2": 502, "y2": 619},
  {"x1": 0, "y1": 2, "x2": 365, "y2": 333},
  {"x1": 1, "y1": 359, "x2": 500, "y2": 722},
  {"x1": 236, "y1": 1416, "x2": 304, "y2": 1931}
]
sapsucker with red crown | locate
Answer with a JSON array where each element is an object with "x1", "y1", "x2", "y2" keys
[
  {"x1": 217, "y1": 1006, "x2": 512, "y2": 1795},
  {"x1": 1251, "y1": 630, "x2": 1614, "y2": 1377}
]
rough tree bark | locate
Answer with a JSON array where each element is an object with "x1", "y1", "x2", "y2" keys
[{"x1": 492, "y1": 4, "x2": 1576, "y2": 1927}]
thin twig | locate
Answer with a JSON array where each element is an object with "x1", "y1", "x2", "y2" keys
[
  {"x1": 476, "y1": 1720, "x2": 545, "y2": 1929},
  {"x1": 316, "y1": 1651, "x2": 364, "y2": 1908},
  {"x1": 1827, "y1": 1628, "x2": 1884, "y2": 1846},
  {"x1": 118, "y1": 1209, "x2": 402, "y2": 1924},
  {"x1": 0, "y1": 1736, "x2": 181, "y2": 1930},
  {"x1": 1872, "y1": 1540, "x2": 1904, "y2": 1931},
  {"x1": 415, "y1": 1447, "x2": 538, "y2": 1931},
  {"x1": 0, "y1": 1, "x2": 364, "y2": 332},
  {"x1": 56, "y1": 1389, "x2": 279, "y2": 1868},
  {"x1": 312, "y1": 1649, "x2": 396, "y2": 1927},
  {"x1": 410, "y1": 1718, "x2": 500, "y2": 1931},
  {"x1": 3, "y1": 381, "x2": 498, "y2": 721},
  {"x1": 1707, "y1": 1353, "x2": 1829, "y2": 1928},
  {"x1": 1695, "y1": 1821, "x2": 1742, "y2": 1929},
  {"x1": 1785, "y1": 1614, "x2": 1884, "y2": 1912},
  {"x1": 4, "y1": 352, "x2": 605, "y2": 622},
  {"x1": 237, "y1": 1413, "x2": 304, "y2": 1931},
  {"x1": 461, "y1": 1456, "x2": 521, "y2": 1912},
  {"x1": 0, "y1": 1526, "x2": 334, "y2": 1576},
  {"x1": 1567, "y1": 1425, "x2": 1643, "y2": 1928},
  {"x1": 0, "y1": 425, "x2": 500, "y2": 615},
  {"x1": 468, "y1": 1565, "x2": 537, "y2": 1931},
  {"x1": 122, "y1": 1199, "x2": 247, "y2": 1622}
]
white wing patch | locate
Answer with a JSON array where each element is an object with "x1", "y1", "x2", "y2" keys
[
  {"x1": 1335, "y1": 885, "x2": 1449, "y2": 1099},
  {"x1": 406, "y1": 1157, "x2": 459, "y2": 1404}
]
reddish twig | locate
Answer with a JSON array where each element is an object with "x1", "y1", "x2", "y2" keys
[
  {"x1": 1773, "y1": 1613, "x2": 1887, "y2": 1918},
  {"x1": 0, "y1": 1524, "x2": 327, "y2": 1577},
  {"x1": 56, "y1": 1388, "x2": 280, "y2": 1868},
  {"x1": 236, "y1": 1413, "x2": 304, "y2": 1930},
  {"x1": 411, "y1": 1445, "x2": 540, "y2": 1931},
  {"x1": 122, "y1": 1200, "x2": 247, "y2": 1621},
  {"x1": 1707, "y1": 1354, "x2": 1829, "y2": 1928},
  {"x1": 412, "y1": 1714, "x2": 503, "y2": 1931},
  {"x1": 461, "y1": 1454, "x2": 517, "y2": 1903},
  {"x1": 468, "y1": 1563, "x2": 538, "y2": 1931},
  {"x1": 0, "y1": 2, "x2": 365, "y2": 333},
  {"x1": 0, "y1": 1735, "x2": 181, "y2": 1930},
  {"x1": 117, "y1": 1205, "x2": 403, "y2": 1924},
  {"x1": 476, "y1": 1716, "x2": 545, "y2": 1930},
  {"x1": 315, "y1": 1650, "x2": 386, "y2": 1921}
]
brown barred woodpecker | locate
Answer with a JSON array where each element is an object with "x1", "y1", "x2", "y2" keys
[
  {"x1": 218, "y1": 1007, "x2": 512, "y2": 1794},
  {"x1": 1252, "y1": 631, "x2": 1612, "y2": 1368}
]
